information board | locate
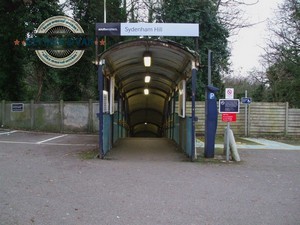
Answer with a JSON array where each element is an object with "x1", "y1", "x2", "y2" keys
[
  {"x1": 222, "y1": 113, "x2": 237, "y2": 122},
  {"x1": 11, "y1": 103, "x2": 24, "y2": 112},
  {"x1": 219, "y1": 99, "x2": 240, "y2": 113}
]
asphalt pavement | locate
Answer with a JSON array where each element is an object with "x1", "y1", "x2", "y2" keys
[{"x1": 0, "y1": 130, "x2": 300, "y2": 225}]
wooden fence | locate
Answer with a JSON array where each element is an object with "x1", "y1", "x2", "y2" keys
[{"x1": 186, "y1": 102, "x2": 300, "y2": 136}]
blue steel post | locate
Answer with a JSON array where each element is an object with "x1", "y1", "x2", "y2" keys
[
  {"x1": 117, "y1": 94, "x2": 120, "y2": 140},
  {"x1": 172, "y1": 94, "x2": 176, "y2": 140},
  {"x1": 191, "y1": 66, "x2": 197, "y2": 161},
  {"x1": 98, "y1": 62, "x2": 104, "y2": 158}
]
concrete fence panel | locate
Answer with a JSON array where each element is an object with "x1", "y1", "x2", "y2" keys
[
  {"x1": 63, "y1": 102, "x2": 89, "y2": 132},
  {"x1": 4, "y1": 102, "x2": 32, "y2": 129},
  {"x1": 34, "y1": 102, "x2": 61, "y2": 132}
]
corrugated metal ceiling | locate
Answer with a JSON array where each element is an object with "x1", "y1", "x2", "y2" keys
[{"x1": 99, "y1": 38, "x2": 199, "y2": 137}]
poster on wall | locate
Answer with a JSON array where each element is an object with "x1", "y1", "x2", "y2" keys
[
  {"x1": 110, "y1": 77, "x2": 115, "y2": 114},
  {"x1": 103, "y1": 90, "x2": 109, "y2": 113},
  {"x1": 170, "y1": 94, "x2": 174, "y2": 114},
  {"x1": 178, "y1": 80, "x2": 186, "y2": 118}
]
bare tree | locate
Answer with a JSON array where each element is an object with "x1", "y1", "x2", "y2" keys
[
  {"x1": 215, "y1": 0, "x2": 260, "y2": 35},
  {"x1": 261, "y1": 0, "x2": 300, "y2": 107},
  {"x1": 124, "y1": 0, "x2": 260, "y2": 35},
  {"x1": 124, "y1": 0, "x2": 162, "y2": 22},
  {"x1": 263, "y1": 0, "x2": 300, "y2": 66}
]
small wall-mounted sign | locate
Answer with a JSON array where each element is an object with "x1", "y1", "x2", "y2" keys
[
  {"x1": 11, "y1": 103, "x2": 24, "y2": 112},
  {"x1": 241, "y1": 97, "x2": 252, "y2": 104}
]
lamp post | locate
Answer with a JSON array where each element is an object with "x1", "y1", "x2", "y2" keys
[
  {"x1": 104, "y1": 0, "x2": 107, "y2": 50},
  {"x1": 104, "y1": 0, "x2": 106, "y2": 23}
]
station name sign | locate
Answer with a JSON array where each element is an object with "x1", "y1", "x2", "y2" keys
[{"x1": 96, "y1": 23, "x2": 199, "y2": 37}]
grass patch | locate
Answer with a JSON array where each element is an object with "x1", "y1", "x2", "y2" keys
[
  {"x1": 196, "y1": 135, "x2": 261, "y2": 145},
  {"x1": 235, "y1": 137, "x2": 262, "y2": 145},
  {"x1": 195, "y1": 147, "x2": 244, "y2": 164},
  {"x1": 278, "y1": 139, "x2": 300, "y2": 146},
  {"x1": 196, "y1": 147, "x2": 224, "y2": 164},
  {"x1": 262, "y1": 136, "x2": 300, "y2": 146},
  {"x1": 78, "y1": 148, "x2": 99, "y2": 160}
]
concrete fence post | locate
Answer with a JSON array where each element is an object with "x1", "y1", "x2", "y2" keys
[
  {"x1": 1, "y1": 100, "x2": 5, "y2": 127},
  {"x1": 60, "y1": 100, "x2": 64, "y2": 133},
  {"x1": 285, "y1": 102, "x2": 289, "y2": 136},
  {"x1": 30, "y1": 100, "x2": 34, "y2": 129},
  {"x1": 88, "y1": 99, "x2": 93, "y2": 133}
]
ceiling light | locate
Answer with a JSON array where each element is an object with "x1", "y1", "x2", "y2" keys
[
  {"x1": 144, "y1": 88, "x2": 149, "y2": 95},
  {"x1": 145, "y1": 76, "x2": 151, "y2": 83},
  {"x1": 143, "y1": 51, "x2": 151, "y2": 67}
]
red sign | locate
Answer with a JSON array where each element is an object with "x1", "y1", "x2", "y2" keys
[{"x1": 222, "y1": 113, "x2": 237, "y2": 122}]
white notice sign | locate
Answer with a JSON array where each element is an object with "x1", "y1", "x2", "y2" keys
[{"x1": 225, "y1": 88, "x2": 234, "y2": 99}]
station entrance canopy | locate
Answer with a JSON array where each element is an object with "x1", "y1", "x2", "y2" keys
[{"x1": 96, "y1": 22, "x2": 200, "y2": 158}]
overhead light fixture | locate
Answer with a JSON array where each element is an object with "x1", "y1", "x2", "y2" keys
[
  {"x1": 144, "y1": 88, "x2": 149, "y2": 95},
  {"x1": 144, "y1": 75, "x2": 151, "y2": 83},
  {"x1": 143, "y1": 51, "x2": 151, "y2": 67}
]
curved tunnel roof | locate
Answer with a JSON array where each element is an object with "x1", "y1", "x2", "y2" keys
[{"x1": 99, "y1": 38, "x2": 199, "y2": 136}]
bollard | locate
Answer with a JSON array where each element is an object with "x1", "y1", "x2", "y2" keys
[{"x1": 224, "y1": 127, "x2": 241, "y2": 162}]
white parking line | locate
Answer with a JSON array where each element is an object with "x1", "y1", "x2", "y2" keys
[
  {"x1": 36, "y1": 134, "x2": 68, "y2": 144},
  {"x1": 0, "y1": 130, "x2": 18, "y2": 135},
  {"x1": 0, "y1": 140, "x2": 97, "y2": 147}
]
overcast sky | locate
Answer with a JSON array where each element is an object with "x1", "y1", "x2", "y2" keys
[{"x1": 228, "y1": 0, "x2": 284, "y2": 76}]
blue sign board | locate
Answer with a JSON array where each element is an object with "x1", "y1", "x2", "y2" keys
[
  {"x1": 219, "y1": 99, "x2": 240, "y2": 113},
  {"x1": 11, "y1": 103, "x2": 24, "y2": 112},
  {"x1": 241, "y1": 97, "x2": 252, "y2": 104}
]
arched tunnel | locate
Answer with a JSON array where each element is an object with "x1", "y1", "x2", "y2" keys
[{"x1": 98, "y1": 38, "x2": 199, "y2": 137}]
